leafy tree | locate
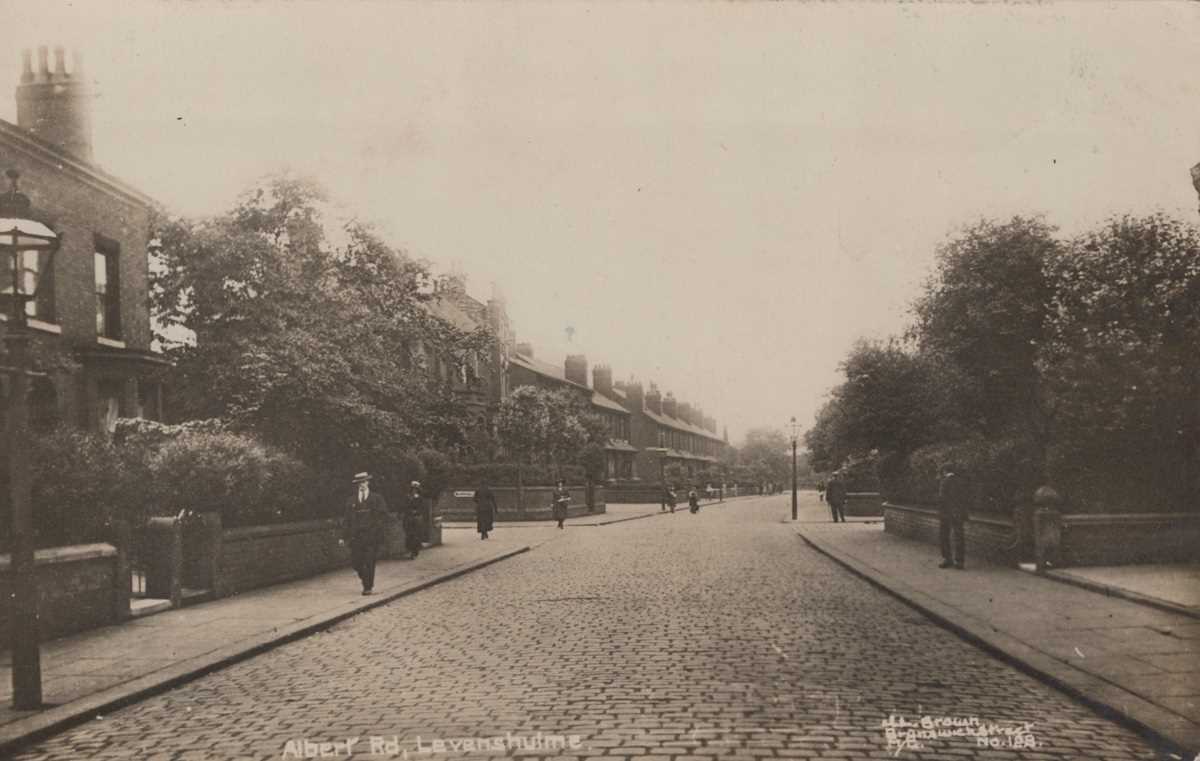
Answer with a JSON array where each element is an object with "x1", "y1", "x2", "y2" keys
[
  {"x1": 1041, "y1": 213, "x2": 1200, "y2": 511},
  {"x1": 151, "y1": 173, "x2": 492, "y2": 482},
  {"x1": 738, "y1": 428, "x2": 791, "y2": 486},
  {"x1": 912, "y1": 216, "x2": 1058, "y2": 443}
]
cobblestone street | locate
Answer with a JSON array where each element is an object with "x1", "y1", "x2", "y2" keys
[{"x1": 12, "y1": 495, "x2": 1166, "y2": 760}]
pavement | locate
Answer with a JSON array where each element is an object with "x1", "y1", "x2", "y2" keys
[
  {"x1": 0, "y1": 529, "x2": 555, "y2": 756},
  {"x1": 794, "y1": 500, "x2": 1200, "y2": 756},
  {"x1": 4, "y1": 493, "x2": 1172, "y2": 760},
  {"x1": 442, "y1": 499, "x2": 738, "y2": 529}
]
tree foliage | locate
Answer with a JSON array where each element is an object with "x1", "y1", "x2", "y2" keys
[
  {"x1": 809, "y1": 212, "x2": 1200, "y2": 513},
  {"x1": 151, "y1": 173, "x2": 493, "y2": 480}
]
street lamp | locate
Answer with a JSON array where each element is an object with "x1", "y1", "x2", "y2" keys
[
  {"x1": 789, "y1": 416, "x2": 801, "y2": 521},
  {"x1": 1, "y1": 168, "x2": 62, "y2": 710}
]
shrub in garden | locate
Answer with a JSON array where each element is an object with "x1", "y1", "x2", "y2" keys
[{"x1": 25, "y1": 426, "x2": 141, "y2": 548}]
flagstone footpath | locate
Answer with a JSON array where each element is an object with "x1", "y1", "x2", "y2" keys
[
  {"x1": 795, "y1": 511, "x2": 1200, "y2": 756},
  {"x1": 0, "y1": 528, "x2": 555, "y2": 756}
]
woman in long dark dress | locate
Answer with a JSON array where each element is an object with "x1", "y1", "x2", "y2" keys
[{"x1": 474, "y1": 480, "x2": 497, "y2": 540}]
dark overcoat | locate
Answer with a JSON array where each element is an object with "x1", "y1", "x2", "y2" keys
[
  {"x1": 474, "y1": 486, "x2": 497, "y2": 533},
  {"x1": 344, "y1": 492, "x2": 389, "y2": 548}
]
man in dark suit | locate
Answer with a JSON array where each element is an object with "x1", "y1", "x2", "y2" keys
[
  {"x1": 342, "y1": 472, "x2": 389, "y2": 595},
  {"x1": 826, "y1": 475, "x2": 847, "y2": 523},
  {"x1": 939, "y1": 463, "x2": 969, "y2": 569}
]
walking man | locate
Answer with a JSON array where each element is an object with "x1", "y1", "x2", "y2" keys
[
  {"x1": 342, "y1": 472, "x2": 388, "y2": 595},
  {"x1": 402, "y1": 480, "x2": 424, "y2": 559},
  {"x1": 826, "y1": 475, "x2": 847, "y2": 523},
  {"x1": 939, "y1": 463, "x2": 968, "y2": 569},
  {"x1": 688, "y1": 487, "x2": 700, "y2": 513},
  {"x1": 552, "y1": 479, "x2": 570, "y2": 529},
  {"x1": 474, "y1": 479, "x2": 497, "y2": 540}
]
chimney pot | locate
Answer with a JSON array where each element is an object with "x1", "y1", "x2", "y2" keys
[
  {"x1": 21, "y1": 49, "x2": 33, "y2": 83},
  {"x1": 36, "y1": 46, "x2": 50, "y2": 81},
  {"x1": 54, "y1": 46, "x2": 66, "y2": 78}
]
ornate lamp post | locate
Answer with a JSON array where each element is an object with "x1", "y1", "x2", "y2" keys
[
  {"x1": 1, "y1": 168, "x2": 62, "y2": 709},
  {"x1": 789, "y1": 416, "x2": 801, "y2": 521}
]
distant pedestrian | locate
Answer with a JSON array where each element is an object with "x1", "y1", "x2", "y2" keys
[
  {"x1": 474, "y1": 479, "x2": 497, "y2": 540},
  {"x1": 402, "y1": 480, "x2": 424, "y2": 559},
  {"x1": 938, "y1": 463, "x2": 968, "y2": 570},
  {"x1": 666, "y1": 485, "x2": 678, "y2": 513},
  {"x1": 688, "y1": 487, "x2": 700, "y2": 514},
  {"x1": 826, "y1": 475, "x2": 847, "y2": 523},
  {"x1": 817, "y1": 480, "x2": 826, "y2": 502},
  {"x1": 552, "y1": 479, "x2": 570, "y2": 529},
  {"x1": 342, "y1": 472, "x2": 388, "y2": 595},
  {"x1": 705, "y1": 483, "x2": 714, "y2": 501}
]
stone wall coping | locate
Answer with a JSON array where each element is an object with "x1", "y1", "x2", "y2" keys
[
  {"x1": 1060, "y1": 512, "x2": 1200, "y2": 526},
  {"x1": 881, "y1": 501, "x2": 1014, "y2": 528},
  {"x1": 0, "y1": 542, "x2": 117, "y2": 571},
  {"x1": 222, "y1": 519, "x2": 341, "y2": 543}
]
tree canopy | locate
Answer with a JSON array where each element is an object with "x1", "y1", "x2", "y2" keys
[{"x1": 152, "y1": 174, "x2": 493, "y2": 480}]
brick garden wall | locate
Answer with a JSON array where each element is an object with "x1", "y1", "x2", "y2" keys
[
  {"x1": 844, "y1": 492, "x2": 883, "y2": 517},
  {"x1": 215, "y1": 517, "x2": 414, "y2": 597},
  {"x1": 438, "y1": 486, "x2": 606, "y2": 521},
  {"x1": 0, "y1": 543, "x2": 120, "y2": 642},
  {"x1": 883, "y1": 503, "x2": 1018, "y2": 566},
  {"x1": 1056, "y1": 513, "x2": 1200, "y2": 567}
]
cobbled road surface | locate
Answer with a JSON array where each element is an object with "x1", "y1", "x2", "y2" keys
[{"x1": 13, "y1": 494, "x2": 1166, "y2": 760}]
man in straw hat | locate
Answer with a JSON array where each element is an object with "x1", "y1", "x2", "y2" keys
[{"x1": 341, "y1": 471, "x2": 389, "y2": 594}]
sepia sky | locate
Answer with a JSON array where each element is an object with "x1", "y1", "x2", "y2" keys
[{"x1": 3, "y1": 1, "x2": 1199, "y2": 445}]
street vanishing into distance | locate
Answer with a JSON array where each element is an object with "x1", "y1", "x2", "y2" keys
[{"x1": 11, "y1": 494, "x2": 1159, "y2": 761}]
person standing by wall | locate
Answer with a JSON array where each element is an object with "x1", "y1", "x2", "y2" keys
[
  {"x1": 403, "y1": 480, "x2": 424, "y2": 559},
  {"x1": 938, "y1": 463, "x2": 968, "y2": 569},
  {"x1": 341, "y1": 472, "x2": 388, "y2": 595},
  {"x1": 826, "y1": 475, "x2": 847, "y2": 523},
  {"x1": 474, "y1": 479, "x2": 497, "y2": 540}
]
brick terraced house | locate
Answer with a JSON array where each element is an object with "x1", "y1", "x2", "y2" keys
[{"x1": 0, "y1": 46, "x2": 166, "y2": 433}]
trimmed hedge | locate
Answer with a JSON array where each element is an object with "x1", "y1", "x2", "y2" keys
[{"x1": 880, "y1": 436, "x2": 1041, "y2": 514}]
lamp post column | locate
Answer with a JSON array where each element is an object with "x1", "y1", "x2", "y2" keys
[
  {"x1": 791, "y1": 437, "x2": 798, "y2": 521},
  {"x1": 7, "y1": 325, "x2": 41, "y2": 709}
]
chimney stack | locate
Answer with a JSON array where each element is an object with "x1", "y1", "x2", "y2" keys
[
  {"x1": 662, "y1": 392, "x2": 678, "y2": 419},
  {"x1": 625, "y1": 381, "x2": 645, "y2": 411},
  {"x1": 564, "y1": 354, "x2": 588, "y2": 386},
  {"x1": 594, "y1": 364, "x2": 614, "y2": 397},
  {"x1": 645, "y1": 384, "x2": 663, "y2": 415},
  {"x1": 16, "y1": 46, "x2": 94, "y2": 162}
]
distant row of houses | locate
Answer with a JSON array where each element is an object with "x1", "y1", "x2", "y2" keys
[
  {"x1": 430, "y1": 275, "x2": 728, "y2": 481},
  {"x1": 0, "y1": 45, "x2": 728, "y2": 480}
]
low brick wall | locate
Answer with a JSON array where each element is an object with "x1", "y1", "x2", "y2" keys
[
  {"x1": 606, "y1": 486, "x2": 666, "y2": 504},
  {"x1": 883, "y1": 502, "x2": 1018, "y2": 566},
  {"x1": 0, "y1": 543, "x2": 122, "y2": 642},
  {"x1": 845, "y1": 492, "x2": 883, "y2": 517},
  {"x1": 1054, "y1": 512, "x2": 1200, "y2": 567},
  {"x1": 438, "y1": 486, "x2": 606, "y2": 521},
  {"x1": 216, "y1": 516, "x2": 413, "y2": 597}
]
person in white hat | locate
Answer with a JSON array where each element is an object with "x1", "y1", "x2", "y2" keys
[{"x1": 341, "y1": 472, "x2": 389, "y2": 595}]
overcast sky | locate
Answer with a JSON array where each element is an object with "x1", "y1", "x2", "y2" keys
[{"x1": 4, "y1": 1, "x2": 1199, "y2": 445}]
